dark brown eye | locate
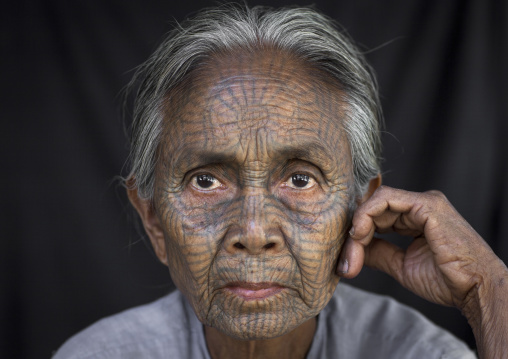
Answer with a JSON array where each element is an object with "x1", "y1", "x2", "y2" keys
[
  {"x1": 193, "y1": 174, "x2": 221, "y2": 190},
  {"x1": 290, "y1": 174, "x2": 311, "y2": 188}
]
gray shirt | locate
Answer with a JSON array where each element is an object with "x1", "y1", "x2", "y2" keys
[{"x1": 53, "y1": 284, "x2": 476, "y2": 358}]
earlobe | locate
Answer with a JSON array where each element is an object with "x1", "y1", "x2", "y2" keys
[
  {"x1": 359, "y1": 173, "x2": 382, "y2": 204},
  {"x1": 127, "y1": 185, "x2": 168, "y2": 266}
]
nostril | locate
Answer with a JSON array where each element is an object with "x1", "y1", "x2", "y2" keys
[
  {"x1": 234, "y1": 242, "x2": 245, "y2": 249},
  {"x1": 263, "y1": 242, "x2": 275, "y2": 250}
]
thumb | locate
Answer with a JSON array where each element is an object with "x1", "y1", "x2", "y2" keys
[
  {"x1": 336, "y1": 236, "x2": 366, "y2": 278},
  {"x1": 364, "y1": 237, "x2": 404, "y2": 282}
]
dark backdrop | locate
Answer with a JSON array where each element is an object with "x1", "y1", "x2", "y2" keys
[{"x1": 3, "y1": 0, "x2": 507, "y2": 358}]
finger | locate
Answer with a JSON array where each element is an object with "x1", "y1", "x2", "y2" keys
[
  {"x1": 351, "y1": 186, "x2": 434, "y2": 240},
  {"x1": 370, "y1": 209, "x2": 414, "y2": 233},
  {"x1": 364, "y1": 237, "x2": 405, "y2": 283},
  {"x1": 371, "y1": 212, "x2": 422, "y2": 236},
  {"x1": 358, "y1": 186, "x2": 424, "y2": 215},
  {"x1": 370, "y1": 209, "x2": 400, "y2": 232}
]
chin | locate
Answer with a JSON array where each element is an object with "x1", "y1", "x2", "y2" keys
[
  {"x1": 218, "y1": 323, "x2": 296, "y2": 341},
  {"x1": 206, "y1": 310, "x2": 314, "y2": 341}
]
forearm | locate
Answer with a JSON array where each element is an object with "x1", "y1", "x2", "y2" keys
[{"x1": 463, "y1": 264, "x2": 508, "y2": 359}]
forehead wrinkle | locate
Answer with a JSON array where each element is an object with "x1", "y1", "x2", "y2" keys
[
  {"x1": 163, "y1": 108, "x2": 348, "y2": 178},
  {"x1": 164, "y1": 48, "x2": 347, "y2": 136},
  {"x1": 201, "y1": 93, "x2": 344, "y2": 141},
  {"x1": 168, "y1": 128, "x2": 343, "y2": 179},
  {"x1": 159, "y1": 48, "x2": 351, "y2": 177},
  {"x1": 200, "y1": 71, "x2": 345, "y2": 130},
  {"x1": 206, "y1": 75, "x2": 324, "y2": 110}
]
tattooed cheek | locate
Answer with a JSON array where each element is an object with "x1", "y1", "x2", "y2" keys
[
  {"x1": 174, "y1": 200, "x2": 233, "y2": 238},
  {"x1": 279, "y1": 195, "x2": 346, "y2": 226}
]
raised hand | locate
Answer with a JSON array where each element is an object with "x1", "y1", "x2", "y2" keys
[{"x1": 337, "y1": 186, "x2": 508, "y2": 358}]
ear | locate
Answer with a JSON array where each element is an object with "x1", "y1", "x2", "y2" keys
[
  {"x1": 338, "y1": 174, "x2": 382, "y2": 279},
  {"x1": 127, "y1": 185, "x2": 168, "y2": 266},
  {"x1": 358, "y1": 173, "x2": 382, "y2": 204}
]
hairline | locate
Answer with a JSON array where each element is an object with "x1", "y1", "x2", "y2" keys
[{"x1": 125, "y1": 4, "x2": 382, "y2": 202}]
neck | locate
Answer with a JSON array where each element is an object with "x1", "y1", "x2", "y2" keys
[{"x1": 204, "y1": 317, "x2": 317, "y2": 359}]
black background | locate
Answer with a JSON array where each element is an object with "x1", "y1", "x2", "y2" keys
[{"x1": 3, "y1": 0, "x2": 507, "y2": 357}]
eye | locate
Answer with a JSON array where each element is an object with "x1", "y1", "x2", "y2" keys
[
  {"x1": 191, "y1": 174, "x2": 222, "y2": 190},
  {"x1": 286, "y1": 174, "x2": 315, "y2": 189}
]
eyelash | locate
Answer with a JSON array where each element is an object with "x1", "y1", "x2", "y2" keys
[{"x1": 189, "y1": 171, "x2": 317, "y2": 191}]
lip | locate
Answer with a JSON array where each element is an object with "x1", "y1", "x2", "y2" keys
[{"x1": 224, "y1": 282, "x2": 285, "y2": 301}]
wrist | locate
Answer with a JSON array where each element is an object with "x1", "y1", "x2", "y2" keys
[
  {"x1": 461, "y1": 264, "x2": 508, "y2": 358},
  {"x1": 461, "y1": 265, "x2": 506, "y2": 319}
]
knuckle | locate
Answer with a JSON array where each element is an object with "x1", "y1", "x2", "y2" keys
[
  {"x1": 422, "y1": 190, "x2": 451, "y2": 213},
  {"x1": 426, "y1": 189, "x2": 445, "y2": 199},
  {"x1": 373, "y1": 185, "x2": 389, "y2": 197},
  {"x1": 425, "y1": 190, "x2": 448, "y2": 203}
]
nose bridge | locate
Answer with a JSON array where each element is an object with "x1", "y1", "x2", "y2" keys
[
  {"x1": 224, "y1": 188, "x2": 283, "y2": 255},
  {"x1": 243, "y1": 191, "x2": 266, "y2": 238}
]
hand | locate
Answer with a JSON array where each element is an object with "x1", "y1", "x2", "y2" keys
[
  {"x1": 336, "y1": 186, "x2": 506, "y2": 311},
  {"x1": 337, "y1": 186, "x2": 508, "y2": 358}
]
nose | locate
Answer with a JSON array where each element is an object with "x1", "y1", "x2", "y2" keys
[{"x1": 223, "y1": 193, "x2": 284, "y2": 255}]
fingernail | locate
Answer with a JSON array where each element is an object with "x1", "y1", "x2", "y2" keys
[
  {"x1": 349, "y1": 227, "x2": 355, "y2": 237},
  {"x1": 337, "y1": 258, "x2": 349, "y2": 274}
]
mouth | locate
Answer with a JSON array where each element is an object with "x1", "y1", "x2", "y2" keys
[{"x1": 224, "y1": 282, "x2": 285, "y2": 301}]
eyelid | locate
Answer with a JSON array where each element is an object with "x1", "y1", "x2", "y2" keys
[{"x1": 282, "y1": 159, "x2": 323, "y2": 178}]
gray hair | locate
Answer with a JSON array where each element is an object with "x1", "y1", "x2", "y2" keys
[{"x1": 126, "y1": 3, "x2": 382, "y2": 200}]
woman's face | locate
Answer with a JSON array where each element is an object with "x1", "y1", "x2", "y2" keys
[{"x1": 152, "y1": 51, "x2": 354, "y2": 340}]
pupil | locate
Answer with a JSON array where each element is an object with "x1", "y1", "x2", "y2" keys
[
  {"x1": 292, "y1": 174, "x2": 309, "y2": 188},
  {"x1": 197, "y1": 174, "x2": 214, "y2": 188}
]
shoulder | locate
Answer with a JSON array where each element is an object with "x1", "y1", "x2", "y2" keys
[
  {"x1": 52, "y1": 290, "x2": 206, "y2": 359},
  {"x1": 311, "y1": 283, "x2": 476, "y2": 358}
]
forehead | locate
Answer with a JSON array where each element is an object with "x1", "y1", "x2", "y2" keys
[{"x1": 161, "y1": 49, "x2": 349, "y2": 166}]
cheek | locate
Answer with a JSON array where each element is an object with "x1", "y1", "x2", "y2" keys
[
  {"x1": 156, "y1": 194, "x2": 230, "y2": 308},
  {"x1": 283, "y1": 192, "x2": 350, "y2": 291},
  {"x1": 276, "y1": 186, "x2": 351, "y2": 275}
]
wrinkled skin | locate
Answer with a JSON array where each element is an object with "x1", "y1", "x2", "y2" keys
[
  {"x1": 338, "y1": 186, "x2": 508, "y2": 358},
  {"x1": 150, "y1": 50, "x2": 355, "y2": 340},
  {"x1": 127, "y1": 49, "x2": 508, "y2": 359}
]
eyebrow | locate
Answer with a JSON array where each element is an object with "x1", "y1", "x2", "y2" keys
[
  {"x1": 174, "y1": 151, "x2": 238, "y2": 170},
  {"x1": 275, "y1": 142, "x2": 334, "y2": 162},
  {"x1": 171, "y1": 139, "x2": 335, "y2": 172}
]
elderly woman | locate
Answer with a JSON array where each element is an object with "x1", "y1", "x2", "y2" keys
[{"x1": 54, "y1": 4, "x2": 507, "y2": 359}]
